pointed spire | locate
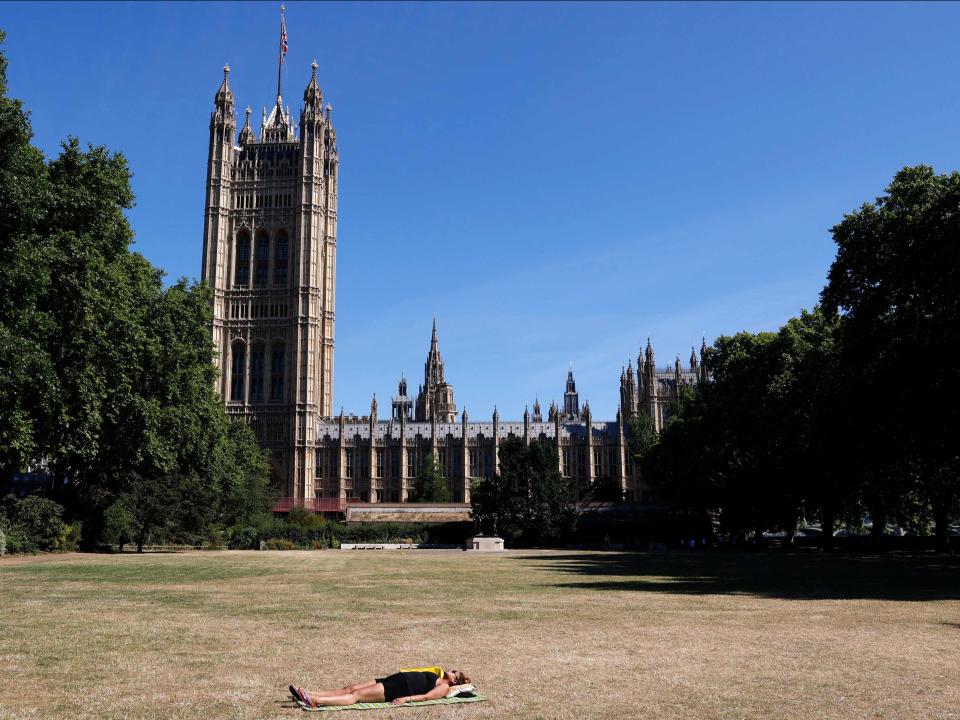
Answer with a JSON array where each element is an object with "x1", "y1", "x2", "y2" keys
[
  {"x1": 239, "y1": 106, "x2": 256, "y2": 144},
  {"x1": 214, "y1": 64, "x2": 234, "y2": 113},
  {"x1": 304, "y1": 59, "x2": 323, "y2": 106}
]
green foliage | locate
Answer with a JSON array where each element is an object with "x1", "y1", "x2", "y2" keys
[
  {"x1": 0, "y1": 39, "x2": 273, "y2": 550},
  {"x1": 643, "y1": 185, "x2": 960, "y2": 549},
  {"x1": 472, "y1": 438, "x2": 577, "y2": 546},
  {"x1": 55, "y1": 523, "x2": 82, "y2": 552},
  {"x1": 224, "y1": 516, "x2": 467, "y2": 550},
  {"x1": 227, "y1": 526, "x2": 260, "y2": 550},
  {"x1": 264, "y1": 538, "x2": 298, "y2": 551},
  {"x1": 204, "y1": 525, "x2": 227, "y2": 550},
  {"x1": 823, "y1": 165, "x2": 960, "y2": 549},
  {"x1": 410, "y1": 454, "x2": 451, "y2": 502},
  {"x1": 645, "y1": 309, "x2": 850, "y2": 545},
  {"x1": 102, "y1": 502, "x2": 133, "y2": 552},
  {"x1": 2, "y1": 526, "x2": 31, "y2": 554},
  {"x1": 0, "y1": 494, "x2": 66, "y2": 551}
]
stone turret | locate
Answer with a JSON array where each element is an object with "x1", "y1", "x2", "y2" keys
[{"x1": 563, "y1": 366, "x2": 580, "y2": 421}]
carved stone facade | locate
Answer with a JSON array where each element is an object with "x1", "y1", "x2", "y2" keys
[
  {"x1": 315, "y1": 396, "x2": 638, "y2": 504},
  {"x1": 314, "y1": 334, "x2": 706, "y2": 505},
  {"x1": 620, "y1": 338, "x2": 708, "y2": 431},
  {"x1": 201, "y1": 62, "x2": 338, "y2": 497}
]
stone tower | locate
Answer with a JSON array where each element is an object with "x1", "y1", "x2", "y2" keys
[
  {"x1": 201, "y1": 47, "x2": 339, "y2": 498},
  {"x1": 619, "y1": 359, "x2": 638, "y2": 421},
  {"x1": 414, "y1": 319, "x2": 457, "y2": 422}
]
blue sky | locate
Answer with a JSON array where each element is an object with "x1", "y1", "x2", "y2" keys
[{"x1": 3, "y1": 2, "x2": 959, "y2": 418}]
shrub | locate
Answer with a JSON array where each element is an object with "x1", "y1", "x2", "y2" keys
[
  {"x1": 205, "y1": 526, "x2": 227, "y2": 550},
  {"x1": 228, "y1": 526, "x2": 260, "y2": 550},
  {"x1": 54, "y1": 523, "x2": 82, "y2": 553},
  {"x1": 0, "y1": 528, "x2": 5, "y2": 556},
  {"x1": 102, "y1": 502, "x2": 133, "y2": 552},
  {"x1": 3, "y1": 527, "x2": 33, "y2": 554},
  {"x1": 1, "y1": 495, "x2": 65, "y2": 551},
  {"x1": 264, "y1": 538, "x2": 298, "y2": 551}
]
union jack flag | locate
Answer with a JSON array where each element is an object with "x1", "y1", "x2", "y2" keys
[{"x1": 280, "y1": 10, "x2": 288, "y2": 62}]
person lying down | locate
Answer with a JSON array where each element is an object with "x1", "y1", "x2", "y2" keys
[{"x1": 290, "y1": 666, "x2": 472, "y2": 708}]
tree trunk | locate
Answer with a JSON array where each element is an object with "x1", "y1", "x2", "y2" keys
[
  {"x1": 932, "y1": 502, "x2": 950, "y2": 555},
  {"x1": 136, "y1": 523, "x2": 150, "y2": 554},
  {"x1": 785, "y1": 509, "x2": 799, "y2": 546},
  {"x1": 820, "y1": 506, "x2": 835, "y2": 553},
  {"x1": 870, "y1": 511, "x2": 886, "y2": 539}
]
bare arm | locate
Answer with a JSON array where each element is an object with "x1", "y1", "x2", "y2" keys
[{"x1": 390, "y1": 684, "x2": 450, "y2": 705}]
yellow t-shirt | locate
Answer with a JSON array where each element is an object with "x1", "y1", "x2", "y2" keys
[{"x1": 400, "y1": 666, "x2": 443, "y2": 679}]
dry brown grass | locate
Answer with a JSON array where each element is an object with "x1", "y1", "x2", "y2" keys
[{"x1": 1, "y1": 549, "x2": 958, "y2": 720}]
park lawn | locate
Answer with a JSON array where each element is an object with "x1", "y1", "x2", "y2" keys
[{"x1": 0, "y1": 550, "x2": 958, "y2": 720}]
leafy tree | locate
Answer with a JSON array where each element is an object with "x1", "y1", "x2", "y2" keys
[
  {"x1": 411, "y1": 454, "x2": 450, "y2": 502},
  {"x1": 471, "y1": 438, "x2": 577, "y2": 546},
  {"x1": 823, "y1": 166, "x2": 960, "y2": 551},
  {"x1": 646, "y1": 311, "x2": 849, "y2": 549},
  {"x1": 214, "y1": 419, "x2": 273, "y2": 528},
  {"x1": 102, "y1": 501, "x2": 132, "y2": 552},
  {"x1": 770, "y1": 308, "x2": 849, "y2": 549},
  {"x1": 0, "y1": 30, "x2": 57, "y2": 485},
  {"x1": 470, "y1": 474, "x2": 506, "y2": 535},
  {"x1": 0, "y1": 37, "x2": 273, "y2": 548}
]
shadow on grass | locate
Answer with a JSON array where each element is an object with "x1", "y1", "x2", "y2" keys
[{"x1": 513, "y1": 551, "x2": 960, "y2": 601}]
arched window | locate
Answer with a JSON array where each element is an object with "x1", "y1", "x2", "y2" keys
[
  {"x1": 270, "y1": 342, "x2": 285, "y2": 401},
  {"x1": 234, "y1": 230, "x2": 251, "y2": 287},
  {"x1": 250, "y1": 343, "x2": 265, "y2": 403},
  {"x1": 230, "y1": 341, "x2": 246, "y2": 402},
  {"x1": 254, "y1": 229, "x2": 269, "y2": 287},
  {"x1": 273, "y1": 229, "x2": 289, "y2": 287}
]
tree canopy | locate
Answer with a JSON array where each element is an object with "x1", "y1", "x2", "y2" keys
[{"x1": 0, "y1": 34, "x2": 272, "y2": 550}]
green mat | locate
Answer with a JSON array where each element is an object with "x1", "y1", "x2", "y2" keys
[{"x1": 299, "y1": 694, "x2": 487, "y2": 711}]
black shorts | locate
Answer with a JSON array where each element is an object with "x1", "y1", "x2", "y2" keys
[{"x1": 375, "y1": 672, "x2": 436, "y2": 702}]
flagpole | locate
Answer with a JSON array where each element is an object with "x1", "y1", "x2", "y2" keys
[{"x1": 277, "y1": 5, "x2": 285, "y2": 105}]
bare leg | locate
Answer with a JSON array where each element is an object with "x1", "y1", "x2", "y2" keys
[
  {"x1": 303, "y1": 683, "x2": 387, "y2": 707},
  {"x1": 309, "y1": 679, "x2": 377, "y2": 698}
]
